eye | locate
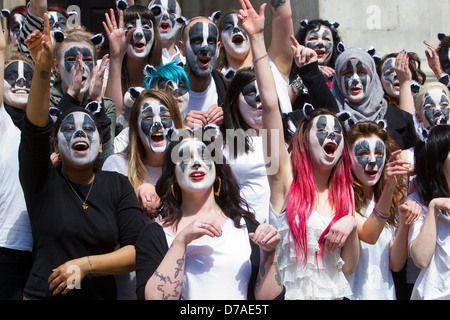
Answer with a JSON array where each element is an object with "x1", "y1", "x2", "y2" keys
[
  {"x1": 357, "y1": 150, "x2": 369, "y2": 158},
  {"x1": 375, "y1": 149, "x2": 384, "y2": 157},
  {"x1": 83, "y1": 125, "x2": 95, "y2": 132},
  {"x1": 341, "y1": 69, "x2": 353, "y2": 78},
  {"x1": 65, "y1": 56, "x2": 77, "y2": 63}
]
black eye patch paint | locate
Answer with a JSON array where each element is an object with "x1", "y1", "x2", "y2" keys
[
  {"x1": 241, "y1": 81, "x2": 260, "y2": 109},
  {"x1": 188, "y1": 22, "x2": 218, "y2": 57},
  {"x1": 4, "y1": 61, "x2": 33, "y2": 88},
  {"x1": 382, "y1": 58, "x2": 396, "y2": 84},
  {"x1": 354, "y1": 139, "x2": 370, "y2": 168},
  {"x1": 63, "y1": 46, "x2": 94, "y2": 73}
]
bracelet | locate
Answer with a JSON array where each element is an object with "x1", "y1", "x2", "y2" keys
[
  {"x1": 372, "y1": 208, "x2": 389, "y2": 220},
  {"x1": 87, "y1": 256, "x2": 94, "y2": 273},
  {"x1": 252, "y1": 53, "x2": 268, "y2": 64},
  {"x1": 290, "y1": 83, "x2": 302, "y2": 97}
]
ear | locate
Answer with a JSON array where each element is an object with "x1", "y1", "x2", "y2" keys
[
  {"x1": 176, "y1": 16, "x2": 187, "y2": 26},
  {"x1": 1, "y1": 9, "x2": 10, "y2": 19},
  {"x1": 438, "y1": 32, "x2": 447, "y2": 41},
  {"x1": 116, "y1": 0, "x2": 129, "y2": 11},
  {"x1": 90, "y1": 33, "x2": 105, "y2": 48},
  {"x1": 53, "y1": 30, "x2": 65, "y2": 43},
  {"x1": 149, "y1": 5, "x2": 162, "y2": 17},
  {"x1": 302, "y1": 103, "x2": 316, "y2": 120},
  {"x1": 299, "y1": 19, "x2": 309, "y2": 28},
  {"x1": 337, "y1": 41, "x2": 346, "y2": 54},
  {"x1": 209, "y1": 10, "x2": 221, "y2": 24},
  {"x1": 178, "y1": 40, "x2": 186, "y2": 56}
]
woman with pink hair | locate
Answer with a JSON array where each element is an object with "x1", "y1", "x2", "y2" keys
[{"x1": 238, "y1": 0, "x2": 359, "y2": 299}]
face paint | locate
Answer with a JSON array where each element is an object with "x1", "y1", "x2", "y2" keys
[
  {"x1": 3, "y1": 60, "x2": 33, "y2": 108},
  {"x1": 220, "y1": 13, "x2": 250, "y2": 57},
  {"x1": 351, "y1": 136, "x2": 386, "y2": 186},
  {"x1": 125, "y1": 16, "x2": 155, "y2": 59},
  {"x1": 339, "y1": 58, "x2": 372, "y2": 104},
  {"x1": 155, "y1": 79, "x2": 189, "y2": 115},
  {"x1": 48, "y1": 11, "x2": 68, "y2": 31},
  {"x1": 186, "y1": 21, "x2": 219, "y2": 77},
  {"x1": 58, "y1": 43, "x2": 94, "y2": 94},
  {"x1": 238, "y1": 80, "x2": 262, "y2": 129},
  {"x1": 138, "y1": 98, "x2": 174, "y2": 153},
  {"x1": 420, "y1": 88, "x2": 450, "y2": 128},
  {"x1": 57, "y1": 111, "x2": 101, "y2": 167},
  {"x1": 152, "y1": 0, "x2": 182, "y2": 42},
  {"x1": 304, "y1": 25, "x2": 333, "y2": 66},
  {"x1": 308, "y1": 115, "x2": 344, "y2": 169},
  {"x1": 174, "y1": 138, "x2": 216, "y2": 193},
  {"x1": 381, "y1": 58, "x2": 399, "y2": 98},
  {"x1": 439, "y1": 47, "x2": 450, "y2": 76},
  {"x1": 8, "y1": 13, "x2": 25, "y2": 47}
]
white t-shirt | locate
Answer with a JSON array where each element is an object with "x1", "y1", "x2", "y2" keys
[
  {"x1": 408, "y1": 192, "x2": 450, "y2": 300},
  {"x1": 0, "y1": 105, "x2": 32, "y2": 251},
  {"x1": 164, "y1": 218, "x2": 252, "y2": 300},
  {"x1": 346, "y1": 199, "x2": 396, "y2": 300},
  {"x1": 184, "y1": 75, "x2": 218, "y2": 117},
  {"x1": 268, "y1": 57, "x2": 292, "y2": 114},
  {"x1": 225, "y1": 135, "x2": 270, "y2": 224}
]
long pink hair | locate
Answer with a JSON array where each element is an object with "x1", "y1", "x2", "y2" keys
[{"x1": 286, "y1": 110, "x2": 354, "y2": 266}]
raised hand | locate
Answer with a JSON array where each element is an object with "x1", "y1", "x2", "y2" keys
[
  {"x1": 102, "y1": 8, "x2": 134, "y2": 60},
  {"x1": 237, "y1": 0, "x2": 267, "y2": 38},
  {"x1": 395, "y1": 50, "x2": 412, "y2": 84},
  {"x1": 290, "y1": 35, "x2": 318, "y2": 68},
  {"x1": 89, "y1": 54, "x2": 110, "y2": 102},
  {"x1": 424, "y1": 40, "x2": 444, "y2": 78},
  {"x1": 385, "y1": 149, "x2": 410, "y2": 189}
]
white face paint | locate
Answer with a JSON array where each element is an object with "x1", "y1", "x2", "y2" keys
[
  {"x1": 57, "y1": 42, "x2": 94, "y2": 95},
  {"x1": 125, "y1": 16, "x2": 155, "y2": 59},
  {"x1": 8, "y1": 13, "x2": 25, "y2": 47},
  {"x1": 419, "y1": 88, "x2": 450, "y2": 129},
  {"x1": 238, "y1": 80, "x2": 262, "y2": 130},
  {"x1": 381, "y1": 58, "x2": 399, "y2": 98},
  {"x1": 304, "y1": 25, "x2": 334, "y2": 66},
  {"x1": 339, "y1": 58, "x2": 372, "y2": 104},
  {"x1": 351, "y1": 136, "x2": 386, "y2": 186},
  {"x1": 309, "y1": 115, "x2": 344, "y2": 170},
  {"x1": 57, "y1": 111, "x2": 101, "y2": 167},
  {"x1": 174, "y1": 139, "x2": 216, "y2": 193},
  {"x1": 138, "y1": 98, "x2": 174, "y2": 153},
  {"x1": 220, "y1": 13, "x2": 250, "y2": 57},
  {"x1": 3, "y1": 60, "x2": 33, "y2": 108},
  {"x1": 151, "y1": 0, "x2": 182, "y2": 42}
]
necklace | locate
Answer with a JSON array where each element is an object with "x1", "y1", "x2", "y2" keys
[{"x1": 63, "y1": 174, "x2": 95, "y2": 210}]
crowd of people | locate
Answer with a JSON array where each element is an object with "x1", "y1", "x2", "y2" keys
[{"x1": 0, "y1": 0, "x2": 449, "y2": 301}]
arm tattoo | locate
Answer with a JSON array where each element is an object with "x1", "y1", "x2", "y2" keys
[
  {"x1": 174, "y1": 255, "x2": 185, "y2": 278},
  {"x1": 271, "y1": 0, "x2": 286, "y2": 10},
  {"x1": 40, "y1": 71, "x2": 49, "y2": 79}
]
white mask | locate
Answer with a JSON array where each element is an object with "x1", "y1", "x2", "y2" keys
[
  {"x1": 309, "y1": 115, "x2": 344, "y2": 170},
  {"x1": 174, "y1": 139, "x2": 216, "y2": 193},
  {"x1": 57, "y1": 111, "x2": 101, "y2": 167},
  {"x1": 138, "y1": 99, "x2": 174, "y2": 153},
  {"x1": 351, "y1": 136, "x2": 386, "y2": 186}
]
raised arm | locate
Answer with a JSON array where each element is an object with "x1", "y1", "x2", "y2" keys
[
  {"x1": 0, "y1": 19, "x2": 6, "y2": 105},
  {"x1": 267, "y1": 0, "x2": 294, "y2": 81},
  {"x1": 238, "y1": 0, "x2": 292, "y2": 213},
  {"x1": 24, "y1": 13, "x2": 52, "y2": 127},
  {"x1": 396, "y1": 50, "x2": 415, "y2": 115}
]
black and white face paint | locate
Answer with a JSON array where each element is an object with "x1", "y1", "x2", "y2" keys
[
  {"x1": 48, "y1": 11, "x2": 68, "y2": 31},
  {"x1": 420, "y1": 88, "x2": 450, "y2": 129},
  {"x1": 309, "y1": 115, "x2": 344, "y2": 169},
  {"x1": 138, "y1": 99, "x2": 174, "y2": 153},
  {"x1": 186, "y1": 21, "x2": 219, "y2": 77},
  {"x1": 174, "y1": 138, "x2": 216, "y2": 194},
  {"x1": 381, "y1": 57, "x2": 399, "y2": 98},
  {"x1": 57, "y1": 111, "x2": 101, "y2": 166},
  {"x1": 305, "y1": 25, "x2": 333, "y2": 66},
  {"x1": 238, "y1": 80, "x2": 262, "y2": 129},
  {"x1": 151, "y1": 0, "x2": 182, "y2": 42},
  {"x1": 439, "y1": 47, "x2": 450, "y2": 76},
  {"x1": 155, "y1": 78, "x2": 189, "y2": 115},
  {"x1": 8, "y1": 13, "x2": 25, "y2": 47},
  {"x1": 125, "y1": 15, "x2": 155, "y2": 59},
  {"x1": 58, "y1": 43, "x2": 94, "y2": 94},
  {"x1": 3, "y1": 60, "x2": 33, "y2": 108},
  {"x1": 339, "y1": 58, "x2": 372, "y2": 104},
  {"x1": 351, "y1": 136, "x2": 386, "y2": 186},
  {"x1": 220, "y1": 13, "x2": 250, "y2": 57}
]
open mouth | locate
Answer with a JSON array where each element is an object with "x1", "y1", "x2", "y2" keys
[
  {"x1": 134, "y1": 42, "x2": 145, "y2": 50},
  {"x1": 151, "y1": 132, "x2": 164, "y2": 143},
  {"x1": 434, "y1": 115, "x2": 447, "y2": 126},
  {"x1": 198, "y1": 56, "x2": 211, "y2": 68},
  {"x1": 350, "y1": 87, "x2": 362, "y2": 95},
  {"x1": 72, "y1": 141, "x2": 89, "y2": 152},
  {"x1": 315, "y1": 49, "x2": 325, "y2": 57},
  {"x1": 257, "y1": 105, "x2": 263, "y2": 113},
  {"x1": 190, "y1": 171, "x2": 205, "y2": 181},
  {"x1": 232, "y1": 34, "x2": 244, "y2": 45},
  {"x1": 160, "y1": 22, "x2": 170, "y2": 32},
  {"x1": 365, "y1": 169, "x2": 378, "y2": 177},
  {"x1": 323, "y1": 142, "x2": 337, "y2": 156},
  {"x1": 12, "y1": 88, "x2": 29, "y2": 94}
]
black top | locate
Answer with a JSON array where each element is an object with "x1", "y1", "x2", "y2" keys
[
  {"x1": 135, "y1": 217, "x2": 285, "y2": 300},
  {"x1": 18, "y1": 117, "x2": 144, "y2": 300}
]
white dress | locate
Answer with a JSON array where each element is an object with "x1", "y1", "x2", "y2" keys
[
  {"x1": 408, "y1": 192, "x2": 450, "y2": 300},
  {"x1": 270, "y1": 207, "x2": 352, "y2": 300},
  {"x1": 346, "y1": 199, "x2": 396, "y2": 300}
]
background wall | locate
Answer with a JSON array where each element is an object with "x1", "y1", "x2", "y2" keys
[{"x1": 2, "y1": 0, "x2": 450, "y2": 77}]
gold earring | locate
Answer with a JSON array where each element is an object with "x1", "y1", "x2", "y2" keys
[
  {"x1": 214, "y1": 177, "x2": 221, "y2": 197},
  {"x1": 171, "y1": 183, "x2": 178, "y2": 201}
]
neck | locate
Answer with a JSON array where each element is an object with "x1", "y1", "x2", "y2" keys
[
  {"x1": 180, "y1": 188, "x2": 217, "y2": 217},
  {"x1": 126, "y1": 56, "x2": 148, "y2": 87},
  {"x1": 187, "y1": 68, "x2": 212, "y2": 92},
  {"x1": 226, "y1": 51, "x2": 253, "y2": 71},
  {"x1": 312, "y1": 165, "x2": 331, "y2": 194},
  {"x1": 162, "y1": 39, "x2": 177, "y2": 55},
  {"x1": 363, "y1": 184, "x2": 375, "y2": 201},
  {"x1": 144, "y1": 149, "x2": 164, "y2": 167},
  {"x1": 62, "y1": 165, "x2": 95, "y2": 184}
]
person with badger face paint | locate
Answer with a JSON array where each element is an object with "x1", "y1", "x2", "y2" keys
[
  {"x1": 148, "y1": 0, "x2": 186, "y2": 65},
  {"x1": 19, "y1": 14, "x2": 144, "y2": 300},
  {"x1": 103, "y1": 5, "x2": 162, "y2": 120}
]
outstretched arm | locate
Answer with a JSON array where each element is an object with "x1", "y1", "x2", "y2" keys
[
  {"x1": 238, "y1": 0, "x2": 292, "y2": 214},
  {"x1": 24, "y1": 13, "x2": 52, "y2": 127}
]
